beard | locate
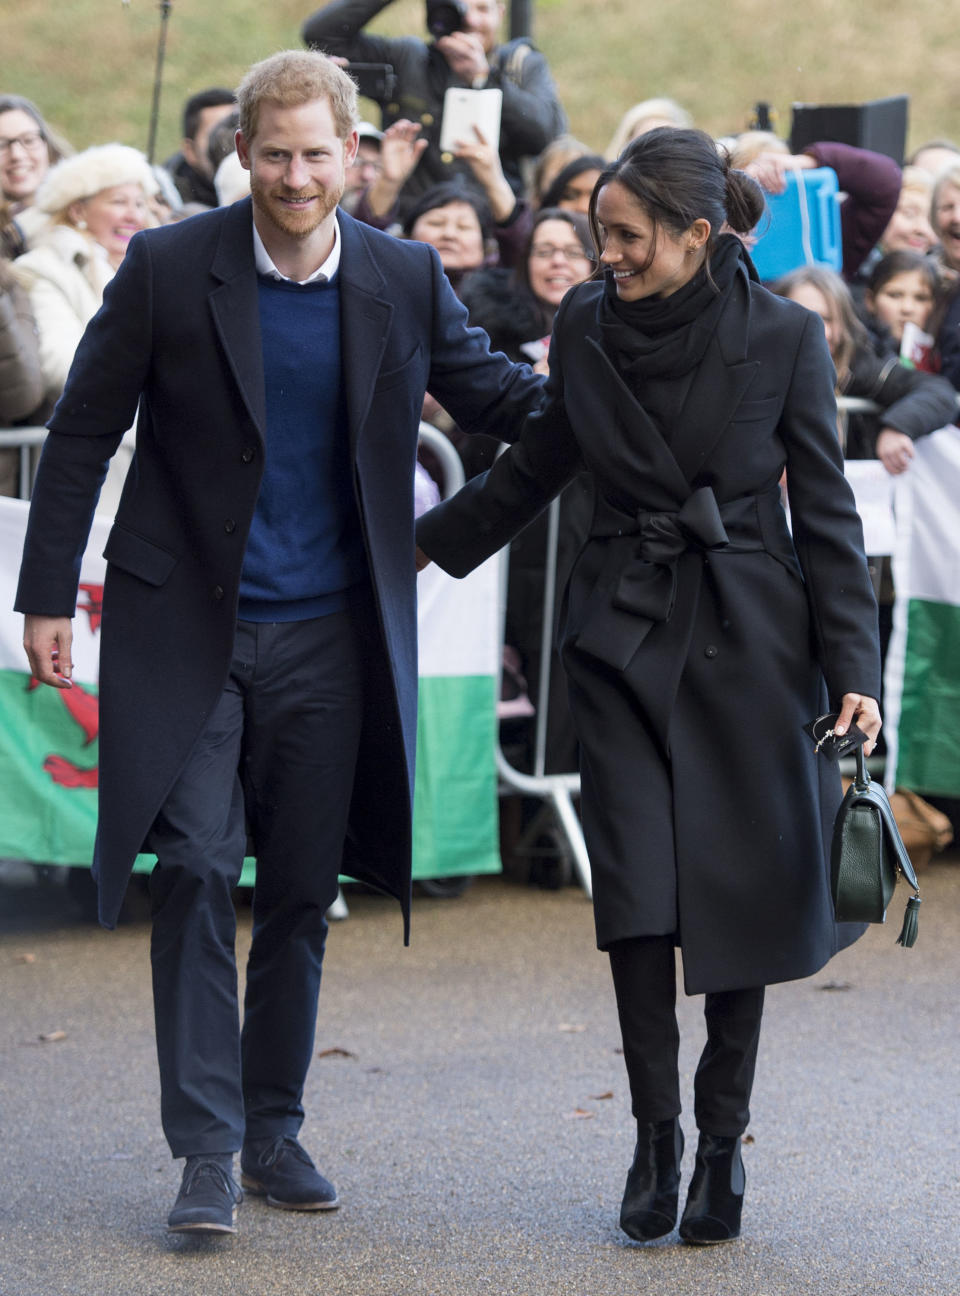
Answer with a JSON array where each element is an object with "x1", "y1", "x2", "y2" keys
[{"x1": 249, "y1": 170, "x2": 343, "y2": 241}]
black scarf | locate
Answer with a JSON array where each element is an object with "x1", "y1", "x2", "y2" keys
[{"x1": 597, "y1": 233, "x2": 747, "y2": 381}]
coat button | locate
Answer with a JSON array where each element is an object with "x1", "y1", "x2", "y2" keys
[
  {"x1": 224, "y1": 519, "x2": 236, "y2": 534},
  {"x1": 213, "y1": 585, "x2": 224, "y2": 601},
  {"x1": 240, "y1": 447, "x2": 254, "y2": 463},
  {"x1": 704, "y1": 644, "x2": 718, "y2": 659}
]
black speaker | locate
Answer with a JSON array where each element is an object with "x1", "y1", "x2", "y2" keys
[{"x1": 789, "y1": 95, "x2": 909, "y2": 165}]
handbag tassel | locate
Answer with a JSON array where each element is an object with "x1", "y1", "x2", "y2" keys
[{"x1": 896, "y1": 894, "x2": 921, "y2": 949}]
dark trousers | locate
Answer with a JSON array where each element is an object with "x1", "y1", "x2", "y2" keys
[
  {"x1": 608, "y1": 935, "x2": 765, "y2": 1138},
  {"x1": 145, "y1": 609, "x2": 369, "y2": 1157}
]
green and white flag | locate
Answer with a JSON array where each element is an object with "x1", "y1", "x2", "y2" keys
[
  {"x1": 413, "y1": 558, "x2": 501, "y2": 878},
  {"x1": 885, "y1": 427, "x2": 960, "y2": 797},
  {"x1": 0, "y1": 497, "x2": 500, "y2": 878},
  {"x1": 0, "y1": 498, "x2": 103, "y2": 865}
]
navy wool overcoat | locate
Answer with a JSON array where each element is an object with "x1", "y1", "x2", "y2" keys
[{"x1": 16, "y1": 200, "x2": 543, "y2": 929}]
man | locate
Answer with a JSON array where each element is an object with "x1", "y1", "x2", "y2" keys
[
  {"x1": 163, "y1": 87, "x2": 237, "y2": 207},
  {"x1": 302, "y1": 0, "x2": 566, "y2": 211},
  {"x1": 17, "y1": 50, "x2": 541, "y2": 1235},
  {"x1": 341, "y1": 119, "x2": 384, "y2": 211}
]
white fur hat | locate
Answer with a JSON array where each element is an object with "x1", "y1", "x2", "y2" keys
[{"x1": 35, "y1": 143, "x2": 159, "y2": 214}]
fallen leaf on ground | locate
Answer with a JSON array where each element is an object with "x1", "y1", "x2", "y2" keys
[
  {"x1": 15, "y1": 953, "x2": 37, "y2": 964},
  {"x1": 558, "y1": 1023, "x2": 587, "y2": 1033},
  {"x1": 317, "y1": 1046, "x2": 357, "y2": 1059},
  {"x1": 39, "y1": 1030, "x2": 67, "y2": 1043},
  {"x1": 563, "y1": 1108, "x2": 595, "y2": 1120},
  {"x1": 588, "y1": 1091, "x2": 614, "y2": 1101},
  {"x1": 741, "y1": 1133, "x2": 755, "y2": 1145}
]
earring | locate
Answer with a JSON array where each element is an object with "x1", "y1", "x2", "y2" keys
[{"x1": 75, "y1": 218, "x2": 88, "y2": 230}]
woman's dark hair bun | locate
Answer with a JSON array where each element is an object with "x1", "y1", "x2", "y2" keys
[{"x1": 724, "y1": 167, "x2": 765, "y2": 236}]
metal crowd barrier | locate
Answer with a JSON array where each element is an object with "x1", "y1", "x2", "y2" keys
[
  {"x1": 0, "y1": 425, "x2": 46, "y2": 500},
  {"x1": 1, "y1": 402, "x2": 892, "y2": 903}
]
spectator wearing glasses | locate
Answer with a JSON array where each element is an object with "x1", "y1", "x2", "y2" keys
[
  {"x1": 459, "y1": 209, "x2": 597, "y2": 775},
  {"x1": 0, "y1": 95, "x2": 71, "y2": 241},
  {"x1": 341, "y1": 121, "x2": 384, "y2": 213}
]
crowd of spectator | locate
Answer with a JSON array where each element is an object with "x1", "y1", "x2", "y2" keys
[{"x1": 3, "y1": 0, "x2": 960, "y2": 795}]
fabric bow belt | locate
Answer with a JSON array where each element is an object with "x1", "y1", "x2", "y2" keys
[{"x1": 573, "y1": 485, "x2": 781, "y2": 671}]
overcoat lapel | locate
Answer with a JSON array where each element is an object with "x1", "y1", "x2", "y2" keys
[
  {"x1": 209, "y1": 198, "x2": 267, "y2": 440},
  {"x1": 669, "y1": 266, "x2": 759, "y2": 485},
  {"x1": 337, "y1": 213, "x2": 394, "y2": 454},
  {"x1": 583, "y1": 335, "x2": 690, "y2": 505}
]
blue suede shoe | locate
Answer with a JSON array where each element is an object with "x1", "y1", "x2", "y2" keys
[
  {"x1": 241, "y1": 1135, "x2": 339, "y2": 1211},
  {"x1": 167, "y1": 1157, "x2": 242, "y2": 1234}
]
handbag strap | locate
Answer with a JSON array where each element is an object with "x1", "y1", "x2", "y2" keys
[{"x1": 850, "y1": 744, "x2": 922, "y2": 947}]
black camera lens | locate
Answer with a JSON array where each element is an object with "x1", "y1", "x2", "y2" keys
[{"x1": 426, "y1": 0, "x2": 467, "y2": 39}]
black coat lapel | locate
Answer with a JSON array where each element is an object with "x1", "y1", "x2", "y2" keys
[
  {"x1": 337, "y1": 212, "x2": 394, "y2": 454},
  {"x1": 209, "y1": 198, "x2": 266, "y2": 440},
  {"x1": 583, "y1": 335, "x2": 691, "y2": 505},
  {"x1": 670, "y1": 266, "x2": 759, "y2": 484}
]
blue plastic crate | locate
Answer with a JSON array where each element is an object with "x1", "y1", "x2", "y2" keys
[{"x1": 750, "y1": 166, "x2": 843, "y2": 282}]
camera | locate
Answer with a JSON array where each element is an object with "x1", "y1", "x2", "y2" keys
[
  {"x1": 344, "y1": 62, "x2": 396, "y2": 101},
  {"x1": 426, "y1": 0, "x2": 468, "y2": 39}
]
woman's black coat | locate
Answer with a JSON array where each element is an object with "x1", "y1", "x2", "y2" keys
[{"x1": 418, "y1": 266, "x2": 882, "y2": 994}]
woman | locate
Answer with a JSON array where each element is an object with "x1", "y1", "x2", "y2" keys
[
  {"x1": 14, "y1": 143, "x2": 157, "y2": 512},
  {"x1": 460, "y1": 207, "x2": 595, "y2": 366},
  {"x1": 876, "y1": 167, "x2": 937, "y2": 257},
  {"x1": 460, "y1": 209, "x2": 596, "y2": 776},
  {"x1": 528, "y1": 134, "x2": 594, "y2": 209},
  {"x1": 605, "y1": 97, "x2": 693, "y2": 159},
  {"x1": 14, "y1": 143, "x2": 156, "y2": 404},
  {"x1": 401, "y1": 180, "x2": 493, "y2": 288},
  {"x1": 538, "y1": 154, "x2": 606, "y2": 215},
  {"x1": 0, "y1": 95, "x2": 70, "y2": 237},
  {"x1": 416, "y1": 128, "x2": 882, "y2": 1245}
]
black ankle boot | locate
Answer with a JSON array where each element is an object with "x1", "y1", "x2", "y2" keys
[
  {"x1": 678, "y1": 1132, "x2": 745, "y2": 1245},
  {"x1": 619, "y1": 1117, "x2": 684, "y2": 1242}
]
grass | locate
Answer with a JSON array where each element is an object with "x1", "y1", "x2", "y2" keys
[{"x1": 5, "y1": 0, "x2": 959, "y2": 163}]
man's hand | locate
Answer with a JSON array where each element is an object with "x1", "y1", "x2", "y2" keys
[
  {"x1": 23, "y1": 614, "x2": 74, "y2": 689},
  {"x1": 436, "y1": 31, "x2": 490, "y2": 84}
]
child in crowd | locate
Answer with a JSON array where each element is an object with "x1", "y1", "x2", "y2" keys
[{"x1": 862, "y1": 250, "x2": 949, "y2": 371}]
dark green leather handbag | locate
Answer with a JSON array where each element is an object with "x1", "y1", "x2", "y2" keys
[{"x1": 830, "y1": 747, "x2": 921, "y2": 946}]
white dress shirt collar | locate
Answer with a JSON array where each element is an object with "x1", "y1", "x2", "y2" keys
[{"x1": 252, "y1": 211, "x2": 341, "y2": 284}]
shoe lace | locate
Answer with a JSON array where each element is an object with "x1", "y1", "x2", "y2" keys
[
  {"x1": 182, "y1": 1159, "x2": 237, "y2": 1198},
  {"x1": 258, "y1": 1134, "x2": 311, "y2": 1170}
]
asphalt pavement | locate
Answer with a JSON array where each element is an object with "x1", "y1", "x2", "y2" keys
[{"x1": 1, "y1": 856, "x2": 958, "y2": 1296}]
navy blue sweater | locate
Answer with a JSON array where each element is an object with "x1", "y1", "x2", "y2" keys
[{"x1": 239, "y1": 275, "x2": 367, "y2": 620}]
